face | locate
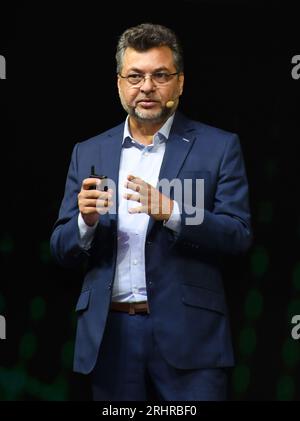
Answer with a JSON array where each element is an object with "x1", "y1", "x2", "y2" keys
[{"x1": 117, "y1": 46, "x2": 184, "y2": 124}]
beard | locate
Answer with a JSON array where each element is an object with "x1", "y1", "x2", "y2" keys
[
  {"x1": 119, "y1": 94, "x2": 174, "y2": 124},
  {"x1": 133, "y1": 106, "x2": 172, "y2": 123}
]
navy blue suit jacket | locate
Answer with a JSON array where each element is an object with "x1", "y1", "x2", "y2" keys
[{"x1": 50, "y1": 112, "x2": 252, "y2": 374}]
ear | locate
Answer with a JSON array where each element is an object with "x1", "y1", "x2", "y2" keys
[
  {"x1": 178, "y1": 73, "x2": 184, "y2": 95},
  {"x1": 117, "y1": 75, "x2": 121, "y2": 90}
]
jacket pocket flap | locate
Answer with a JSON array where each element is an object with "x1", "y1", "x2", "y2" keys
[
  {"x1": 182, "y1": 284, "x2": 225, "y2": 314},
  {"x1": 75, "y1": 290, "x2": 91, "y2": 312}
]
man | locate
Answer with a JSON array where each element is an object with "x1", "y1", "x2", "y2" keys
[{"x1": 50, "y1": 23, "x2": 252, "y2": 400}]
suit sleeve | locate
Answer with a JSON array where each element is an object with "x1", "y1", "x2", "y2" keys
[
  {"x1": 176, "y1": 134, "x2": 252, "y2": 255},
  {"x1": 50, "y1": 143, "x2": 92, "y2": 268}
]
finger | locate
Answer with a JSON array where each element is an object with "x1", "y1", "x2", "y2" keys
[
  {"x1": 80, "y1": 206, "x2": 99, "y2": 215},
  {"x1": 125, "y1": 180, "x2": 144, "y2": 193},
  {"x1": 123, "y1": 192, "x2": 141, "y2": 202},
  {"x1": 127, "y1": 175, "x2": 144, "y2": 185},
  {"x1": 97, "y1": 191, "x2": 112, "y2": 200},
  {"x1": 81, "y1": 190, "x2": 112, "y2": 201},
  {"x1": 79, "y1": 190, "x2": 101, "y2": 199},
  {"x1": 96, "y1": 200, "x2": 113, "y2": 215},
  {"x1": 96, "y1": 198, "x2": 113, "y2": 208},
  {"x1": 82, "y1": 178, "x2": 102, "y2": 190},
  {"x1": 128, "y1": 205, "x2": 147, "y2": 214},
  {"x1": 80, "y1": 198, "x2": 98, "y2": 207}
]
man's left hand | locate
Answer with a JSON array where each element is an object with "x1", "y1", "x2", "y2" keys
[{"x1": 123, "y1": 174, "x2": 174, "y2": 222}]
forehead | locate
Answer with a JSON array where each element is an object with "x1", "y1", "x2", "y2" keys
[{"x1": 122, "y1": 46, "x2": 175, "y2": 71}]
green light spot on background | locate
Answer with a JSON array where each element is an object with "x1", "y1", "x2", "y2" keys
[
  {"x1": 0, "y1": 366, "x2": 27, "y2": 400},
  {"x1": 39, "y1": 241, "x2": 51, "y2": 264},
  {"x1": 250, "y1": 246, "x2": 269, "y2": 278},
  {"x1": 0, "y1": 234, "x2": 14, "y2": 254},
  {"x1": 30, "y1": 296, "x2": 46, "y2": 320},
  {"x1": 282, "y1": 338, "x2": 300, "y2": 368},
  {"x1": 41, "y1": 375, "x2": 68, "y2": 401},
  {"x1": 61, "y1": 341, "x2": 74, "y2": 369},
  {"x1": 258, "y1": 200, "x2": 273, "y2": 224},
  {"x1": 245, "y1": 289, "x2": 263, "y2": 320},
  {"x1": 19, "y1": 333, "x2": 37, "y2": 360},
  {"x1": 287, "y1": 299, "x2": 300, "y2": 322},
  {"x1": 277, "y1": 375, "x2": 295, "y2": 400},
  {"x1": 292, "y1": 262, "x2": 300, "y2": 291},
  {"x1": 0, "y1": 294, "x2": 5, "y2": 313},
  {"x1": 26, "y1": 377, "x2": 42, "y2": 398},
  {"x1": 233, "y1": 364, "x2": 250, "y2": 395},
  {"x1": 25, "y1": 374, "x2": 69, "y2": 400},
  {"x1": 53, "y1": 375, "x2": 68, "y2": 401},
  {"x1": 239, "y1": 327, "x2": 257, "y2": 356}
]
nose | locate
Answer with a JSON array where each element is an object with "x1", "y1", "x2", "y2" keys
[{"x1": 140, "y1": 75, "x2": 156, "y2": 93}]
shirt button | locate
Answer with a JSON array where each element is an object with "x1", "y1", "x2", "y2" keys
[
  {"x1": 144, "y1": 152, "x2": 149, "y2": 156},
  {"x1": 133, "y1": 259, "x2": 138, "y2": 265}
]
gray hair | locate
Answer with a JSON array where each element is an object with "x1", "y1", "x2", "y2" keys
[{"x1": 116, "y1": 23, "x2": 184, "y2": 74}]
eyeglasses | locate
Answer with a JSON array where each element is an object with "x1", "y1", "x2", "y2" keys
[{"x1": 119, "y1": 71, "x2": 179, "y2": 86}]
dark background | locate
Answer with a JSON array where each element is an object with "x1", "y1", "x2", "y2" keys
[{"x1": 0, "y1": 1, "x2": 299, "y2": 401}]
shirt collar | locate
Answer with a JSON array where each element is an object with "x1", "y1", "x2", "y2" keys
[{"x1": 122, "y1": 113, "x2": 175, "y2": 147}]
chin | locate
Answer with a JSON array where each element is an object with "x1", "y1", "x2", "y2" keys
[{"x1": 134, "y1": 108, "x2": 169, "y2": 123}]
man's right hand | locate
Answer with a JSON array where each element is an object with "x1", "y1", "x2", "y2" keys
[{"x1": 78, "y1": 178, "x2": 113, "y2": 226}]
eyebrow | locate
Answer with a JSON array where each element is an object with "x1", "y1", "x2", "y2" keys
[{"x1": 127, "y1": 66, "x2": 170, "y2": 73}]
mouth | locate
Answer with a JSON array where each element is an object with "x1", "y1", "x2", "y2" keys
[{"x1": 137, "y1": 99, "x2": 159, "y2": 108}]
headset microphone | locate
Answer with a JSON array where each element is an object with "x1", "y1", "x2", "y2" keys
[{"x1": 166, "y1": 100, "x2": 175, "y2": 108}]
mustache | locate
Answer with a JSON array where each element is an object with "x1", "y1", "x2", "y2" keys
[{"x1": 135, "y1": 98, "x2": 160, "y2": 103}]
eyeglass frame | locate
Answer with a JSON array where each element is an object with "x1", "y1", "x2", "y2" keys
[{"x1": 118, "y1": 71, "x2": 180, "y2": 86}]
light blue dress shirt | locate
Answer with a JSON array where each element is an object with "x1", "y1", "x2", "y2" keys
[{"x1": 78, "y1": 114, "x2": 180, "y2": 302}]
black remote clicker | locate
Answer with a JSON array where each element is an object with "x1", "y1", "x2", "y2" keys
[{"x1": 89, "y1": 165, "x2": 108, "y2": 191}]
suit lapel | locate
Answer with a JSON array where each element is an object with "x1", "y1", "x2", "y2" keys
[
  {"x1": 98, "y1": 124, "x2": 124, "y2": 222},
  {"x1": 146, "y1": 113, "x2": 196, "y2": 236}
]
